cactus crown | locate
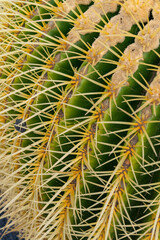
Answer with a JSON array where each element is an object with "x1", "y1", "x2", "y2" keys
[{"x1": 0, "y1": 0, "x2": 160, "y2": 239}]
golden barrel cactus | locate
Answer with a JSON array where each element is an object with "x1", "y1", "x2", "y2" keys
[{"x1": 0, "y1": 0, "x2": 160, "y2": 239}]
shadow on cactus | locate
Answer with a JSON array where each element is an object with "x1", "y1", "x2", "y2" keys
[{"x1": 0, "y1": 0, "x2": 160, "y2": 239}]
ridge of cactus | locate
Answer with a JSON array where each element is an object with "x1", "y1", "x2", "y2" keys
[{"x1": 0, "y1": 0, "x2": 160, "y2": 240}]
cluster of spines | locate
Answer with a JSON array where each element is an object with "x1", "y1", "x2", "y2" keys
[{"x1": 0, "y1": 0, "x2": 160, "y2": 240}]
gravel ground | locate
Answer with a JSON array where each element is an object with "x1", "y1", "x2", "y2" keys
[
  {"x1": 0, "y1": 211, "x2": 23, "y2": 240},
  {"x1": 0, "y1": 217, "x2": 20, "y2": 240}
]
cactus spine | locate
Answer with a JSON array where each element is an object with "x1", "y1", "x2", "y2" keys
[{"x1": 0, "y1": 0, "x2": 160, "y2": 239}]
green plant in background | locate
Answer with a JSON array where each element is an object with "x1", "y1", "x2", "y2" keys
[{"x1": 0, "y1": 0, "x2": 160, "y2": 239}]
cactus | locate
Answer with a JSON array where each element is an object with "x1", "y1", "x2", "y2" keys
[{"x1": 0, "y1": 0, "x2": 160, "y2": 239}]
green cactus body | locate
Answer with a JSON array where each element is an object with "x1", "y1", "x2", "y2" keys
[
  {"x1": 0, "y1": 0, "x2": 160, "y2": 240},
  {"x1": 87, "y1": 72, "x2": 160, "y2": 239}
]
